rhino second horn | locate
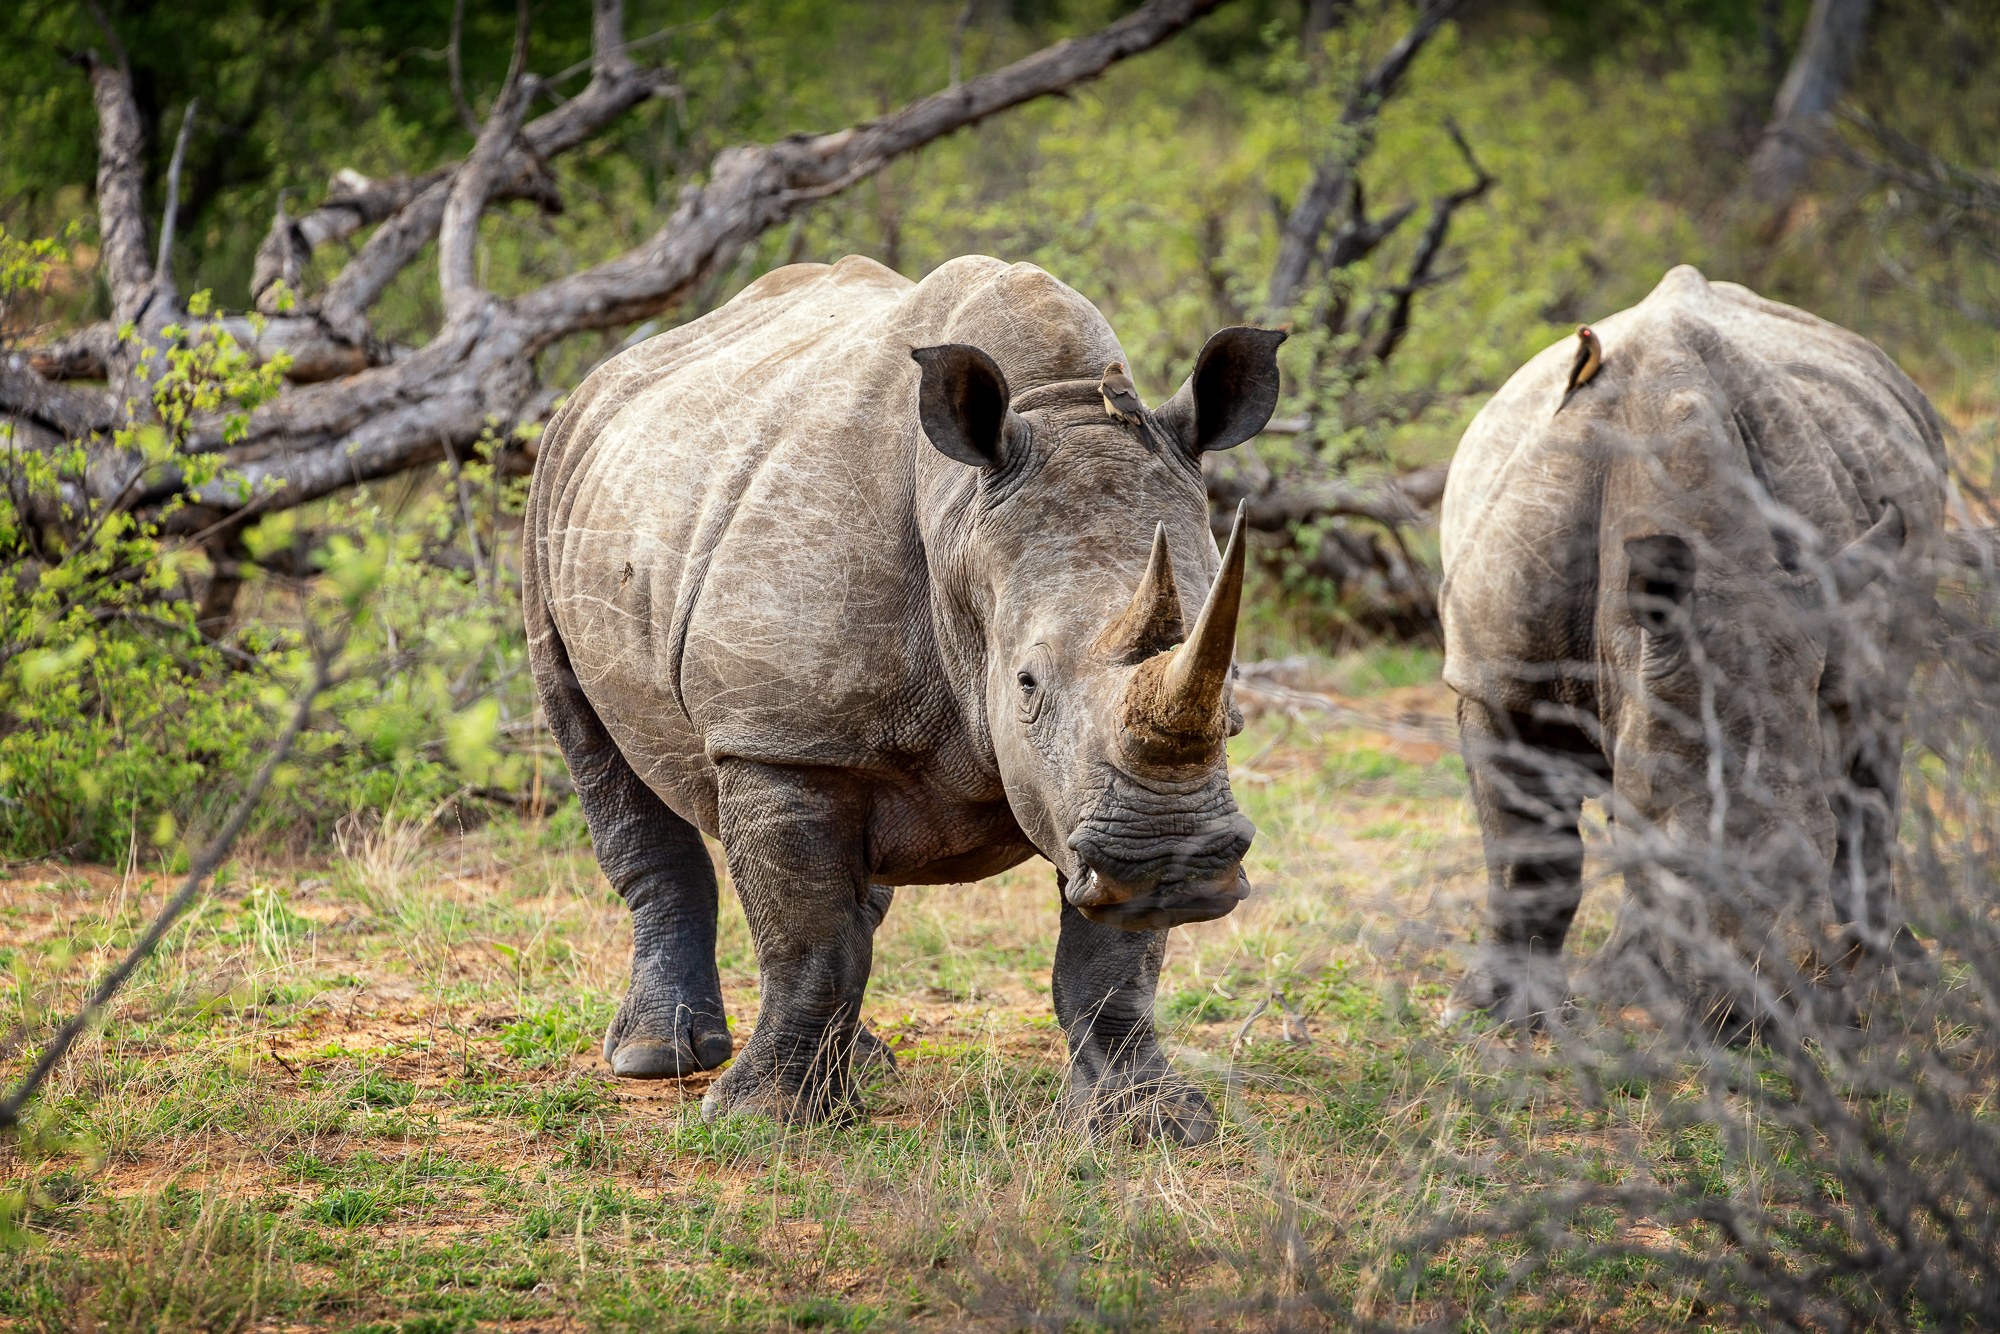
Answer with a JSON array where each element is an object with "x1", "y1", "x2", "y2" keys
[
  {"x1": 1159, "y1": 502, "x2": 1248, "y2": 733},
  {"x1": 1097, "y1": 523, "x2": 1185, "y2": 663}
]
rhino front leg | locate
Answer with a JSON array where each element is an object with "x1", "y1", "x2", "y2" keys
[
  {"x1": 702, "y1": 760, "x2": 880, "y2": 1125},
  {"x1": 1447, "y1": 698, "x2": 1607, "y2": 1027},
  {"x1": 1827, "y1": 704, "x2": 1912, "y2": 957},
  {"x1": 1052, "y1": 887, "x2": 1216, "y2": 1146}
]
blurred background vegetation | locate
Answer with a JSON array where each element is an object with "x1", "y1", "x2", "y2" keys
[
  {"x1": 7, "y1": 7, "x2": 2000, "y2": 1330},
  {"x1": 0, "y1": 0, "x2": 1995, "y2": 864}
]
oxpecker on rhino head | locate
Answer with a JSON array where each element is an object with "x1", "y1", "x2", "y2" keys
[{"x1": 912, "y1": 326, "x2": 1286, "y2": 930}]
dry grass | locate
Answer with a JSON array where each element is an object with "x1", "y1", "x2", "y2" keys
[{"x1": 0, "y1": 649, "x2": 1731, "y2": 1332}]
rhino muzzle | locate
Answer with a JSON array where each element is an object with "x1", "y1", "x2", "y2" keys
[
  {"x1": 1066, "y1": 855, "x2": 1252, "y2": 930},
  {"x1": 1065, "y1": 802, "x2": 1254, "y2": 929}
]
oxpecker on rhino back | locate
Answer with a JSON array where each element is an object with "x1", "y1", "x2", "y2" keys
[
  {"x1": 1439, "y1": 264, "x2": 1947, "y2": 1034},
  {"x1": 525, "y1": 254, "x2": 1284, "y2": 1134}
]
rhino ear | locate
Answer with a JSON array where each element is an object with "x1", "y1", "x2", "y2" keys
[
  {"x1": 1154, "y1": 326, "x2": 1288, "y2": 455},
  {"x1": 1829, "y1": 502, "x2": 1905, "y2": 600},
  {"x1": 912, "y1": 344, "x2": 1023, "y2": 469},
  {"x1": 1625, "y1": 534, "x2": 1697, "y2": 632}
]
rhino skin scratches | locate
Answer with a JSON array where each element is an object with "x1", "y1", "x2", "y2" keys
[
  {"x1": 1439, "y1": 264, "x2": 1948, "y2": 1034},
  {"x1": 524, "y1": 255, "x2": 1284, "y2": 1134}
]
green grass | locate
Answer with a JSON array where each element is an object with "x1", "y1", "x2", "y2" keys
[{"x1": 0, "y1": 662, "x2": 1921, "y2": 1331}]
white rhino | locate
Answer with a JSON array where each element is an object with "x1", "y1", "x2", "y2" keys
[
  {"x1": 525, "y1": 254, "x2": 1284, "y2": 1133},
  {"x1": 1440, "y1": 265, "x2": 1947, "y2": 1029}
]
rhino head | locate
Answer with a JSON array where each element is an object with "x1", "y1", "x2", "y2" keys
[{"x1": 912, "y1": 327, "x2": 1285, "y2": 931}]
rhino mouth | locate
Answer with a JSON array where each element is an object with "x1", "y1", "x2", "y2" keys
[
  {"x1": 1067, "y1": 863, "x2": 1250, "y2": 929},
  {"x1": 1064, "y1": 801, "x2": 1255, "y2": 930}
]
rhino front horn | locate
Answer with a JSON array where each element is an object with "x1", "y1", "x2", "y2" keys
[
  {"x1": 1162, "y1": 501, "x2": 1248, "y2": 730},
  {"x1": 1119, "y1": 503, "x2": 1247, "y2": 764}
]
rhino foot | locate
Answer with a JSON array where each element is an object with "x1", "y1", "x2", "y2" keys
[
  {"x1": 602, "y1": 963, "x2": 732, "y2": 1079},
  {"x1": 695, "y1": 1024, "x2": 896, "y2": 1125},
  {"x1": 1443, "y1": 948, "x2": 1571, "y2": 1030},
  {"x1": 1069, "y1": 1067, "x2": 1218, "y2": 1146},
  {"x1": 852, "y1": 1023, "x2": 898, "y2": 1081},
  {"x1": 697, "y1": 1060, "x2": 866, "y2": 1128}
]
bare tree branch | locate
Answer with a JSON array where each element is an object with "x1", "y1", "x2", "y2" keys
[
  {"x1": 248, "y1": 168, "x2": 444, "y2": 318},
  {"x1": 311, "y1": 50, "x2": 667, "y2": 345},
  {"x1": 0, "y1": 360, "x2": 117, "y2": 440},
  {"x1": 237, "y1": 5, "x2": 668, "y2": 336},
  {"x1": 1209, "y1": 457, "x2": 1447, "y2": 530},
  {"x1": 77, "y1": 44, "x2": 153, "y2": 326},
  {"x1": 37, "y1": 6, "x2": 668, "y2": 372},
  {"x1": 1205, "y1": 116, "x2": 1486, "y2": 639},
  {"x1": 1372, "y1": 118, "x2": 1492, "y2": 364},
  {"x1": 6, "y1": 0, "x2": 1235, "y2": 541},
  {"x1": 592, "y1": 0, "x2": 636, "y2": 79},
  {"x1": 514, "y1": 0, "x2": 1233, "y2": 341},
  {"x1": 440, "y1": 1, "x2": 536, "y2": 321},
  {"x1": 1323, "y1": 184, "x2": 1416, "y2": 275},
  {"x1": 1264, "y1": 0, "x2": 1461, "y2": 319},
  {"x1": 153, "y1": 100, "x2": 199, "y2": 305},
  {"x1": 1810, "y1": 108, "x2": 2000, "y2": 333},
  {"x1": 1822, "y1": 108, "x2": 2000, "y2": 217},
  {"x1": 1217, "y1": 95, "x2": 1489, "y2": 642},
  {"x1": 548, "y1": 8, "x2": 694, "y2": 85}
]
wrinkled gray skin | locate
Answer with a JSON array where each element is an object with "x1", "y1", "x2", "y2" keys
[
  {"x1": 1440, "y1": 265, "x2": 1947, "y2": 1030},
  {"x1": 524, "y1": 255, "x2": 1284, "y2": 1137}
]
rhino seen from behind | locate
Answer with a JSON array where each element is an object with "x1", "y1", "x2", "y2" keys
[
  {"x1": 1440, "y1": 265, "x2": 1947, "y2": 1034},
  {"x1": 525, "y1": 255, "x2": 1284, "y2": 1138}
]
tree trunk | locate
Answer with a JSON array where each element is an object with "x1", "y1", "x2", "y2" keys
[{"x1": 1747, "y1": 0, "x2": 1873, "y2": 208}]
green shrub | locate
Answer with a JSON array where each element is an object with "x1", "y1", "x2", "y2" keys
[
  {"x1": 0, "y1": 233, "x2": 554, "y2": 861},
  {"x1": 0, "y1": 256, "x2": 290, "y2": 860}
]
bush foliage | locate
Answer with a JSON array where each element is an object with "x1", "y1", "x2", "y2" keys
[{"x1": 0, "y1": 238, "x2": 542, "y2": 861}]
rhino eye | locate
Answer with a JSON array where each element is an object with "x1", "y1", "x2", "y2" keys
[{"x1": 1016, "y1": 645, "x2": 1054, "y2": 724}]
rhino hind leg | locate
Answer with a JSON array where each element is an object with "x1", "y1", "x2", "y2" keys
[
  {"x1": 600, "y1": 837, "x2": 734, "y2": 1079},
  {"x1": 1447, "y1": 699, "x2": 1608, "y2": 1028},
  {"x1": 532, "y1": 627, "x2": 731, "y2": 1078},
  {"x1": 700, "y1": 761, "x2": 884, "y2": 1126},
  {"x1": 1052, "y1": 890, "x2": 1216, "y2": 1146}
]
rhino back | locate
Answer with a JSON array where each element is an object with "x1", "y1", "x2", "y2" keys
[
  {"x1": 1440, "y1": 264, "x2": 1946, "y2": 711},
  {"x1": 532, "y1": 254, "x2": 1126, "y2": 826}
]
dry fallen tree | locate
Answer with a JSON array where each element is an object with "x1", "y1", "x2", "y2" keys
[
  {"x1": 1, "y1": 0, "x2": 1492, "y2": 647},
  {"x1": 1, "y1": 0, "x2": 1232, "y2": 629}
]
